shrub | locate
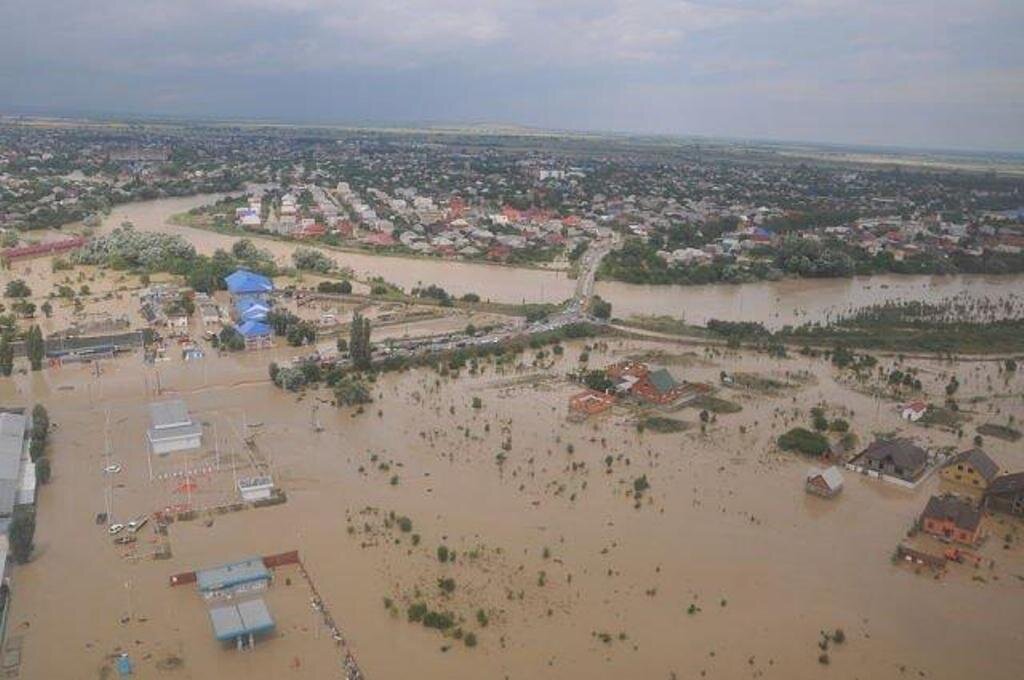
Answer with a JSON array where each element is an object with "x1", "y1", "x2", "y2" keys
[
  {"x1": 778, "y1": 428, "x2": 830, "y2": 456},
  {"x1": 464, "y1": 632, "x2": 478, "y2": 647},
  {"x1": 437, "y1": 545, "x2": 450, "y2": 563}
]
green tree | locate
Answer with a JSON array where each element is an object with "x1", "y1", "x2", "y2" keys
[
  {"x1": 9, "y1": 509, "x2": 35, "y2": 563},
  {"x1": 0, "y1": 334, "x2": 13, "y2": 377},
  {"x1": 349, "y1": 313, "x2": 373, "y2": 370},
  {"x1": 4, "y1": 279, "x2": 31, "y2": 298},
  {"x1": 26, "y1": 325, "x2": 45, "y2": 371},
  {"x1": 333, "y1": 375, "x2": 372, "y2": 406},
  {"x1": 590, "y1": 295, "x2": 612, "y2": 320},
  {"x1": 35, "y1": 457, "x2": 51, "y2": 484},
  {"x1": 40, "y1": 301, "x2": 53, "y2": 318}
]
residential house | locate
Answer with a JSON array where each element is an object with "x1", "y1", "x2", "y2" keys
[
  {"x1": 919, "y1": 495, "x2": 983, "y2": 545},
  {"x1": 854, "y1": 438, "x2": 929, "y2": 483},
  {"x1": 806, "y1": 466, "x2": 843, "y2": 498},
  {"x1": 984, "y1": 472, "x2": 1024, "y2": 517},
  {"x1": 900, "y1": 401, "x2": 928, "y2": 422},
  {"x1": 939, "y1": 448, "x2": 999, "y2": 491}
]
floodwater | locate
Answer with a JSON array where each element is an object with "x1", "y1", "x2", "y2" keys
[
  {"x1": 5, "y1": 334, "x2": 1024, "y2": 679},
  {"x1": 96, "y1": 195, "x2": 1024, "y2": 327},
  {"x1": 597, "y1": 273, "x2": 1024, "y2": 328}
]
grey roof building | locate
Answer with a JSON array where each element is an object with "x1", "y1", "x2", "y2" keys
[
  {"x1": 941, "y1": 448, "x2": 1000, "y2": 488},
  {"x1": 984, "y1": 472, "x2": 1024, "y2": 517},
  {"x1": 856, "y1": 438, "x2": 929, "y2": 483},
  {"x1": 0, "y1": 413, "x2": 28, "y2": 518},
  {"x1": 147, "y1": 400, "x2": 202, "y2": 455}
]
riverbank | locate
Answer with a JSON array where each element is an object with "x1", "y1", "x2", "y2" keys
[{"x1": 86, "y1": 195, "x2": 1024, "y2": 328}]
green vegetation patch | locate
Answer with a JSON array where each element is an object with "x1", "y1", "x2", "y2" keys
[
  {"x1": 778, "y1": 428, "x2": 831, "y2": 457},
  {"x1": 690, "y1": 394, "x2": 742, "y2": 414},
  {"x1": 977, "y1": 423, "x2": 1022, "y2": 442},
  {"x1": 640, "y1": 416, "x2": 691, "y2": 433}
]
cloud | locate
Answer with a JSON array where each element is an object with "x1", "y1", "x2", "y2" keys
[{"x1": 0, "y1": 1, "x2": 1021, "y2": 149}]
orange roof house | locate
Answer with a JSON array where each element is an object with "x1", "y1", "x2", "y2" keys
[{"x1": 568, "y1": 390, "x2": 616, "y2": 416}]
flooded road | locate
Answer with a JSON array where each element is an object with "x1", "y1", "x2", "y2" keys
[{"x1": 100, "y1": 195, "x2": 1024, "y2": 327}]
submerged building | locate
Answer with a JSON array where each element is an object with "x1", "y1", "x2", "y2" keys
[
  {"x1": 209, "y1": 598, "x2": 275, "y2": 650},
  {"x1": 147, "y1": 400, "x2": 202, "y2": 455}
]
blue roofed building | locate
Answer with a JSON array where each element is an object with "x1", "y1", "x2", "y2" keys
[
  {"x1": 208, "y1": 598, "x2": 276, "y2": 650},
  {"x1": 234, "y1": 296, "x2": 270, "y2": 323},
  {"x1": 235, "y1": 320, "x2": 273, "y2": 349},
  {"x1": 196, "y1": 557, "x2": 271, "y2": 599},
  {"x1": 224, "y1": 270, "x2": 274, "y2": 296}
]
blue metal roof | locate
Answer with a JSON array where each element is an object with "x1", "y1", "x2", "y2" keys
[
  {"x1": 235, "y1": 296, "x2": 270, "y2": 321},
  {"x1": 225, "y1": 270, "x2": 273, "y2": 295},
  {"x1": 209, "y1": 598, "x2": 276, "y2": 641},
  {"x1": 196, "y1": 557, "x2": 269, "y2": 592},
  {"x1": 236, "y1": 320, "x2": 272, "y2": 338}
]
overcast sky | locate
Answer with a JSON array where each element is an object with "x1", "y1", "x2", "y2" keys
[{"x1": 2, "y1": 1, "x2": 1022, "y2": 151}]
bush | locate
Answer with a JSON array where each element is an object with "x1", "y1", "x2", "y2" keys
[
  {"x1": 464, "y1": 632, "x2": 478, "y2": 647},
  {"x1": 437, "y1": 545, "x2": 450, "y2": 563},
  {"x1": 397, "y1": 516, "x2": 413, "y2": 532},
  {"x1": 35, "y1": 457, "x2": 51, "y2": 484},
  {"x1": 9, "y1": 509, "x2": 35, "y2": 564},
  {"x1": 828, "y1": 418, "x2": 850, "y2": 433},
  {"x1": 438, "y1": 577, "x2": 456, "y2": 594},
  {"x1": 778, "y1": 428, "x2": 830, "y2": 456}
]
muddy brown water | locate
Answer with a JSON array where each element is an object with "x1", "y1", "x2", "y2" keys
[
  {"x1": 4, "y1": 335, "x2": 1023, "y2": 679},
  {"x1": 94, "y1": 196, "x2": 1024, "y2": 327}
]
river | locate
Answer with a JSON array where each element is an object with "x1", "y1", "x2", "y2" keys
[{"x1": 101, "y1": 195, "x2": 1024, "y2": 328}]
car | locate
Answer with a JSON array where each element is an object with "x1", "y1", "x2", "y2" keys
[
  {"x1": 104, "y1": 463, "x2": 122, "y2": 474},
  {"x1": 108, "y1": 523, "x2": 125, "y2": 535}
]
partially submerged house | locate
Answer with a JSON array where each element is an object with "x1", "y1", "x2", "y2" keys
[
  {"x1": 605, "y1": 361, "x2": 708, "y2": 407},
  {"x1": 900, "y1": 401, "x2": 928, "y2": 422},
  {"x1": 984, "y1": 472, "x2": 1024, "y2": 517},
  {"x1": 805, "y1": 466, "x2": 844, "y2": 497},
  {"x1": 568, "y1": 390, "x2": 616, "y2": 417},
  {"x1": 209, "y1": 598, "x2": 275, "y2": 650},
  {"x1": 939, "y1": 448, "x2": 999, "y2": 491},
  {"x1": 236, "y1": 320, "x2": 273, "y2": 350},
  {"x1": 147, "y1": 400, "x2": 202, "y2": 455},
  {"x1": 919, "y1": 495, "x2": 983, "y2": 545},
  {"x1": 851, "y1": 438, "x2": 930, "y2": 484}
]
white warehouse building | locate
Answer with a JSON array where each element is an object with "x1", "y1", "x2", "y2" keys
[{"x1": 147, "y1": 400, "x2": 203, "y2": 455}]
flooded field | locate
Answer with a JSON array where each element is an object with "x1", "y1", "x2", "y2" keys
[
  {"x1": 5, "y1": 334, "x2": 1023, "y2": 679},
  {"x1": 93, "y1": 196, "x2": 1024, "y2": 327}
]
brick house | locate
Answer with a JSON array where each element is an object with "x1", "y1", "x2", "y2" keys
[{"x1": 919, "y1": 495, "x2": 983, "y2": 545}]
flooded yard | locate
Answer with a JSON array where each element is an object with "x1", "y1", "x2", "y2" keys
[{"x1": 4, "y1": 334, "x2": 1023, "y2": 679}]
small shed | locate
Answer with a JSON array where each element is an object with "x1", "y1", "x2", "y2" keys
[
  {"x1": 209, "y1": 598, "x2": 275, "y2": 649},
  {"x1": 147, "y1": 400, "x2": 202, "y2": 455},
  {"x1": 806, "y1": 466, "x2": 844, "y2": 497}
]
